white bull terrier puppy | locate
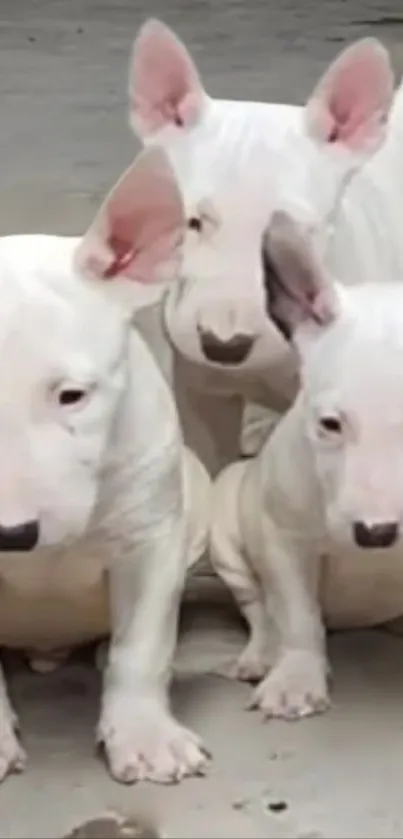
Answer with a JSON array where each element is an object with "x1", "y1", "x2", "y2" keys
[
  {"x1": 128, "y1": 20, "x2": 398, "y2": 472},
  {"x1": 0, "y1": 145, "x2": 211, "y2": 784},
  {"x1": 210, "y1": 209, "x2": 403, "y2": 720}
]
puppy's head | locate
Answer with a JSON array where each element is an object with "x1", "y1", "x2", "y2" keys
[
  {"x1": 264, "y1": 211, "x2": 403, "y2": 550},
  {"x1": 128, "y1": 24, "x2": 394, "y2": 376},
  {"x1": 0, "y1": 146, "x2": 184, "y2": 552}
]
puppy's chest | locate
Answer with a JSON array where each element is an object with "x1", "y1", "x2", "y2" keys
[
  {"x1": 0, "y1": 538, "x2": 106, "y2": 593},
  {"x1": 321, "y1": 544, "x2": 403, "y2": 629},
  {"x1": 0, "y1": 539, "x2": 109, "y2": 649}
]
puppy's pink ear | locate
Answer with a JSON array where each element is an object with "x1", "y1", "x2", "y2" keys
[
  {"x1": 306, "y1": 38, "x2": 394, "y2": 155},
  {"x1": 129, "y1": 18, "x2": 206, "y2": 138},
  {"x1": 75, "y1": 146, "x2": 185, "y2": 286}
]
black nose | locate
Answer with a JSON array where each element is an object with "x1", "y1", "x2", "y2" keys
[
  {"x1": 198, "y1": 330, "x2": 255, "y2": 365},
  {"x1": 0, "y1": 520, "x2": 39, "y2": 552},
  {"x1": 353, "y1": 520, "x2": 399, "y2": 549}
]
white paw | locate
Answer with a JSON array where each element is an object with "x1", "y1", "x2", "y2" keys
[
  {"x1": 0, "y1": 722, "x2": 26, "y2": 782},
  {"x1": 98, "y1": 696, "x2": 210, "y2": 785},
  {"x1": 250, "y1": 650, "x2": 329, "y2": 720},
  {"x1": 229, "y1": 643, "x2": 272, "y2": 683}
]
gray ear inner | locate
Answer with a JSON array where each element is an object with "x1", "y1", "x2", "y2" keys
[
  {"x1": 262, "y1": 214, "x2": 334, "y2": 342},
  {"x1": 262, "y1": 234, "x2": 321, "y2": 342},
  {"x1": 262, "y1": 243, "x2": 296, "y2": 341}
]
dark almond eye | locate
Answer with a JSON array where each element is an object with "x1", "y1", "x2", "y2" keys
[
  {"x1": 319, "y1": 416, "x2": 342, "y2": 433},
  {"x1": 188, "y1": 217, "x2": 202, "y2": 232},
  {"x1": 59, "y1": 388, "x2": 87, "y2": 407}
]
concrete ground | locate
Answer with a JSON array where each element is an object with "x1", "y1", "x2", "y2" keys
[
  {"x1": 1, "y1": 0, "x2": 403, "y2": 836},
  {"x1": 4, "y1": 596, "x2": 403, "y2": 839}
]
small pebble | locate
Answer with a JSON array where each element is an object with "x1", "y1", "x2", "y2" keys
[
  {"x1": 232, "y1": 798, "x2": 249, "y2": 811},
  {"x1": 267, "y1": 800, "x2": 288, "y2": 814},
  {"x1": 62, "y1": 812, "x2": 162, "y2": 839}
]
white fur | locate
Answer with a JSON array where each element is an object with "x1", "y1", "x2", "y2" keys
[
  {"x1": 210, "y1": 278, "x2": 403, "y2": 719},
  {"x1": 0, "y1": 232, "x2": 210, "y2": 783},
  {"x1": 130, "y1": 25, "x2": 403, "y2": 471}
]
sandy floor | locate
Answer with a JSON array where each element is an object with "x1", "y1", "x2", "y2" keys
[{"x1": 1, "y1": 0, "x2": 403, "y2": 836}]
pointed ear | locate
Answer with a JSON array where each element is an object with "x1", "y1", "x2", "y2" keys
[
  {"x1": 74, "y1": 145, "x2": 185, "y2": 290},
  {"x1": 129, "y1": 18, "x2": 206, "y2": 138},
  {"x1": 305, "y1": 37, "x2": 394, "y2": 157},
  {"x1": 263, "y1": 211, "x2": 338, "y2": 345}
]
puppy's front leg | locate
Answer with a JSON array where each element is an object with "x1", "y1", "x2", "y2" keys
[
  {"x1": 0, "y1": 663, "x2": 26, "y2": 781},
  {"x1": 98, "y1": 448, "x2": 209, "y2": 785},
  {"x1": 252, "y1": 515, "x2": 329, "y2": 720}
]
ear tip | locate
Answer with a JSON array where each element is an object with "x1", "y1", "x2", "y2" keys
[
  {"x1": 271, "y1": 209, "x2": 290, "y2": 225},
  {"x1": 268, "y1": 209, "x2": 298, "y2": 239},
  {"x1": 354, "y1": 35, "x2": 389, "y2": 55},
  {"x1": 343, "y1": 36, "x2": 393, "y2": 73},
  {"x1": 134, "y1": 17, "x2": 176, "y2": 50},
  {"x1": 319, "y1": 36, "x2": 393, "y2": 82},
  {"x1": 345, "y1": 37, "x2": 395, "y2": 104}
]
